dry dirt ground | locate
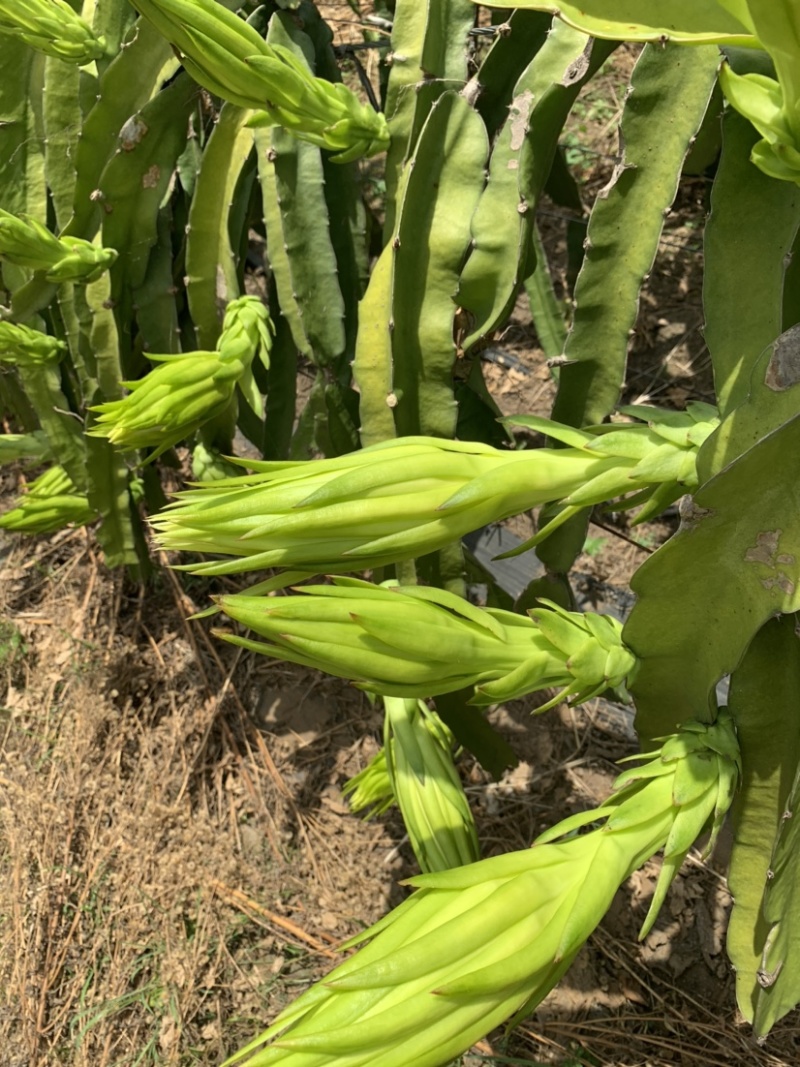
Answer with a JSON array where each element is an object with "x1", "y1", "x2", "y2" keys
[{"x1": 2, "y1": 6, "x2": 800, "y2": 1067}]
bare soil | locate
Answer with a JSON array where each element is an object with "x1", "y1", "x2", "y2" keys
[{"x1": 2, "y1": 6, "x2": 800, "y2": 1067}]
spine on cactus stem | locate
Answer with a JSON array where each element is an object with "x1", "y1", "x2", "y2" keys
[
  {"x1": 223, "y1": 713, "x2": 741, "y2": 1067},
  {"x1": 151, "y1": 403, "x2": 719, "y2": 576}
]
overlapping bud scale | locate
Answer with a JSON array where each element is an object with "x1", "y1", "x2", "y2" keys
[
  {"x1": 224, "y1": 714, "x2": 741, "y2": 1067},
  {"x1": 213, "y1": 578, "x2": 638, "y2": 708},
  {"x1": 0, "y1": 321, "x2": 66, "y2": 366}
]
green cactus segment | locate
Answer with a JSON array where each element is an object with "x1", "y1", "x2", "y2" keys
[
  {"x1": 390, "y1": 92, "x2": 488, "y2": 438},
  {"x1": 751, "y1": 754, "x2": 800, "y2": 1035},
  {"x1": 13, "y1": 357, "x2": 87, "y2": 491},
  {"x1": 0, "y1": 0, "x2": 107, "y2": 64},
  {"x1": 92, "y1": 0, "x2": 138, "y2": 66},
  {"x1": 68, "y1": 18, "x2": 177, "y2": 239},
  {"x1": 98, "y1": 74, "x2": 196, "y2": 335},
  {"x1": 214, "y1": 578, "x2": 638, "y2": 708},
  {"x1": 478, "y1": 0, "x2": 756, "y2": 46},
  {"x1": 703, "y1": 70, "x2": 800, "y2": 416},
  {"x1": 352, "y1": 244, "x2": 396, "y2": 447},
  {"x1": 152, "y1": 405, "x2": 715, "y2": 574},
  {"x1": 524, "y1": 221, "x2": 568, "y2": 359},
  {"x1": 469, "y1": 10, "x2": 552, "y2": 139},
  {"x1": 552, "y1": 43, "x2": 720, "y2": 429},
  {"x1": 0, "y1": 40, "x2": 46, "y2": 221},
  {"x1": 186, "y1": 103, "x2": 254, "y2": 350},
  {"x1": 727, "y1": 617, "x2": 800, "y2": 1033},
  {"x1": 42, "y1": 57, "x2": 83, "y2": 230},
  {"x1": 384, "y1": 697, "x2": 480, "y2": 873},
  {"x1": 223, "y1": 715, "x2": 740, "y2": 1067},
  {"x1": 456, "y1": 23, "x2": 610, "y2": 353},
  {"x1": 626, "y1": 412, "x2": 800, "y2": 740},
  {"x1": 0, "y1": 466, "x2": 95, "y2": 534},
  {"x1": 132, "y1": 205, "x2": 181, "y2": 355},
  {"x1": 254, "y1": 13, "x2": 346, "y2": 373},
  {"x1": 382, "y1": 0, "x2": 474, "y2": 236}
]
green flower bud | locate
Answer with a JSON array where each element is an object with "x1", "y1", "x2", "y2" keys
[
  {"x1": 130, "y1": 0, "x2": 389, "y2": 160},
  {"x1": 342, "y1": 746, "x2": 395, "y2": 819},
  {"x1": 0, "y1": 0, "x2": 106, "y2": 63},
  {"x1": 213, "y1": 578, "x2": 639, "y2": 708},
  {"x1": 152, "y1": 405, "x2": 717, "y2": 576},
  {"x1": 0, "y1": 320, "x2": 66, "y2": 367},
  {"x1": 384, "y1": 697, "x2": 479, "y2": 873},
  {"x1": 0, "y1": 431, "x2": 52, "y2": 467},
  {"x1": 224, "y1": 714, "x2": 740, "y2": 1067},
  {"x1": 0, "y1": 466, "x2": 95, "y2": 534},
  {"x1": 88, "y1": 350, "x2": 239, "y2": 458},
  {"x1": 0, "y1": 209, "x2": 117, "y2": 282}
]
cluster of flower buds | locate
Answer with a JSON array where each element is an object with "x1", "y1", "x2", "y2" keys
[
  {"x1": 213, "y1": 577, "x2": 638, "y2": 708},
  {"x1": 0, "y1": 467, "x2": 95, "y2": 534},
  {"x1": 224, "y1": 713, "x2": 741, "y2": 1067},
  {"x1": 131, "y1": 0, "x2": 390, "y2": 161},
  {"x1": 0, "y1": 320, "x2": 66, "y2": 367},
  {"x1": 0, "y1": 0, "x2": 106, "y2": 64},
  {"x1": 0, "y1": 209, "x2": 117, "y2": 283},
  {"x1": 152, "y1": 403, "x2": 719, "y2": 576},
  {"x1": 89, "y1": 296, "x2": 272, "y2": 459}
]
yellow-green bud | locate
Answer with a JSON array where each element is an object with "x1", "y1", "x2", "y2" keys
[
  {"x1": 213, "y1": 577, "x2": 639, "y2": 708},
  {"x1": 0, "y1": 209, "x2": 117, "y2": 283},
  {"x1": 224, "y1": 714, "x2": 740, "y2": 1067},
  {"x1": 130, "y1": 0, "x2": 389, "y2": 161},
  {"x1": 0, "y1": 0, "x2": 106, "y2": 63},
  {"x1": 0, "y1": 320, "x2": 66, "y2": 366},
  {"x1": 152, "y1": 404, "x2": 718, "y2": 576},
  {"x1": 0, "y1": 467, "x2": 95, "y2": 534},
  {"x1": 384, "y1": 697, "x2": 479, "y2": 873}
]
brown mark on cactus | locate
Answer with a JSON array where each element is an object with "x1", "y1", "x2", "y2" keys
[{"x1": 765, "y1": 322, "x2": 800, "y2": 391}]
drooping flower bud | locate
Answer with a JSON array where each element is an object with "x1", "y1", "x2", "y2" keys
[
  {"x1": 89, "y1": 296, "x2": 272, "y2": 457},
  {"x1": 0, "y1": 320, "x2": 66, "y2": 366},
  {"x1": 130, "y1": 0, "x2": 389, "y2": 161},
  {"x1": 0, "y1": 431, "x2": 52, "y2": 467},
  {"x1": 224, "y1": 713, "x2": 741, "y2": 1067},
  {"x1": 213, "y1": 577, "x2": 638, "y2": 708},
  {"x1": 0, "y1": 466, "x2": 95, "y2": 534},
  {"x1": 0, "y1": 0, "x2": 106, "y2": 64},
  {"x1": 152, "y1": 404, "x2": 718, "y2": 576},
  {"x1": 383, "y1": 697, "x2": 479, "y2": 873},
  {"x1": 0, "y1": 209, "x2": 117, "y2": 283}
]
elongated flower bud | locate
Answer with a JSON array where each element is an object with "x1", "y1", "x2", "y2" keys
[
  {"x1": 0, "y1": 320, "x2": 66, "y2": 366},
  {"x1": 0, "y1": 0, "x2": 106, "y2": 63},
  {"x1": 384, "y1": 698, "x2": 479, "y2": 873},
  {"x1": 0, "y1": 467, "x2": 95, "y2": 534},
  {"x1": 130, "y1": 0, "x2": 389, "y2": 161},
  {"x1": 224, "y1": 713, "x2": 740, "y2": 1067},
  {"x1": 152, "y1": 404, "x2": 718, "y2": 575},
  {"x1": 89, "y1": 297, "x2": 271, "y2": 457},
  {"x1": 213, "y1": 578, "x2": 638, "y2": 707},
  {"x1": 0, "y1": 209, "x2": 117, "y2": 283},
  {"x1": 0, "y1": 431, "x2": 52, "y2": 467}
]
